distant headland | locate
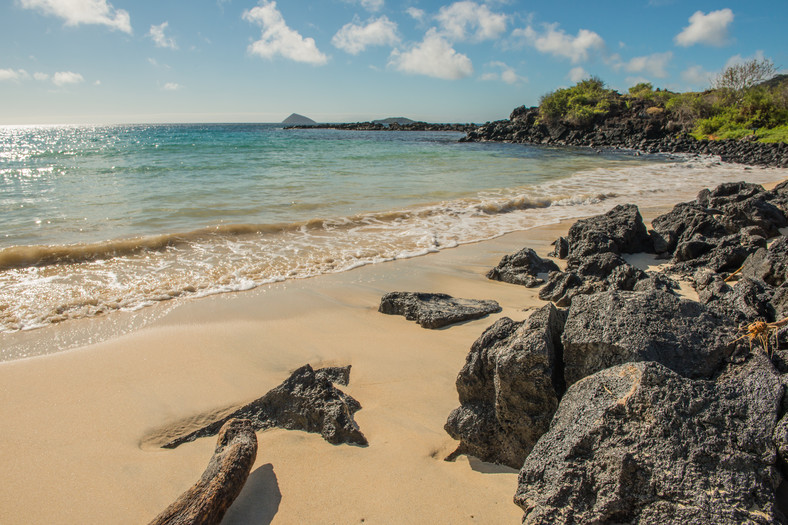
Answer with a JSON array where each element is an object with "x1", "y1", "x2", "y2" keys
[{"x1": 281, "y1": 113, "x2": 316, "y2": 126}]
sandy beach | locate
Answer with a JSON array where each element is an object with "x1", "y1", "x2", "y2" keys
[{"x1": 0, "y1": 177, "x2": 784, "y2": 524}]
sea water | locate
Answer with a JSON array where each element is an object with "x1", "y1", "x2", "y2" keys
[{"x1": 0, "y1": 123, "x2": 780, "y2": 340}]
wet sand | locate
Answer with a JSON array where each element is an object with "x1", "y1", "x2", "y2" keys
[{"x1": 0, "y1": 180, "x2": 782, "y2": 524}]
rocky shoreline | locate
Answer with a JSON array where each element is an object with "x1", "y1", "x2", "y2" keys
[
  {"x1": 284, "y1": 121, "x2": 475, "y2": 132},
  {"x1": 461, "y1": 103, "x2": 788, "y2": 168},
  {"x1": 439, "y1": 180, "x2": 788, "y2": 523}
]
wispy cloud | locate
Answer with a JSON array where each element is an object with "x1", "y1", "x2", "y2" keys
[
  {"x1": 389, "y1": 28, "x2": 473, "y2": 80},
  {"x1": 513, "y1": 23, "x2": 605, "y2": 64},
  {"x1": 681, "y1": 65, "x2": 714, "y2": 88},
  {"x1": 568, "y1": 66, "x2": 589, "y2": 82},
  {"x1": 163, "y1": 82, "x2": 181, "y2": 91},
  {"x1": 435, "y1": 1, "x2": 508, "y2": 42},
  {"x1": 674, "y1": 9, "x2": 733, "y2": 47},
  {"x1": 52, "y1": 71, "x2": 84, "y2": 86},
  {"x1": 332, "y1": 16, "x2": 399, "y2": 55},
  {"x1": 342, "y1": 0, "x2": 384, "y2": 12},
  {"x1": 406, "y1": 7, "x2": 425, "y2": 22},
  {"x1": 243, "y1": 1, "x2": 328, "y2": 65},
  {"x1": 149, "y1": 22, "x2": 177, "y2": 49},
  {"x1": 0, "y1": 68, "x2": 29, "y2": 81},
  {"x1": 480, "y1": 61, "x2": 524, "y2": 85},
  {"x1": 18, "y1": 0, "x2": 132, "y2": 33},
  {"x1": 619, "y1": 51, "x2": 673, "y2": 78}
]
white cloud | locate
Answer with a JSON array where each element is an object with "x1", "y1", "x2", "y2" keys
[
  {"x1": 436, "y1": 1, "x2": 507, "y2": 42},
  {"x1": 568, "y1": 66, "x2": 588, "y2": 82},
  {"x1": 514, "y1": 23, "x2": 605, "y2": 63},
  {"x1": 481, "y1": 61, "x2": 524, "y2": 84},
  {"x1": 149, "y1": 21, "x2": 177, "y2": 49},
  {"x1": 332, "y1": 16, "x2": 399, "y2": 55},
  {"x1": 342, "y1": 0, "x2": 383, "y2": 12},
  {"x1": 34, "y1": 72, "x2": 50, "y2": 81},
  {"x1": 389, "y1": 28, "x2": 473, "y2": 80},
  {"x1": 18, "y1": 0, "x2": 131, "y2": 33},
  {"x1": 723, "y1": 49, "x2": 765, "y2": 70},
  {"x1": 406, "y1": 7, "x2": 425, "y2": 22},
  {"x1": 0, "y1": 68, "x2": 29, "y2": 81},
  {"x1": 163, "y1": 82, "x2": 181, "y2": 91},
  {"x1": 674, "y1": 8, "x2": 733, "y2": 47},
  {"x1": 243, "y1": 1, "x2": 328, "y2": 65},
  {"x1": 52, "y1": 71, "x2": 84, "y2": 86},
  {"x1": 681, "y1": 65, "x2": 714, "y2": 87},
  {"x1": 621, "y1": 51, "x2": 672, "y2": 78}
]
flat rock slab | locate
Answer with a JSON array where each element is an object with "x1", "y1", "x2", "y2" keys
[
  {"x1": 515, "y1": 355, "x2": 783, "y2": 524},
  {"x1": 162, "y1": 364, "x2": 366, "y2": 448},
  {"x1": 379, "y1": 292, "x2": 501, "y2": 329}
]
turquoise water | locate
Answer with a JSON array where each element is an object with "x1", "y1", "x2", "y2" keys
[{"x1": 0, "y1": 123, "x2": 778, "y2": 335}]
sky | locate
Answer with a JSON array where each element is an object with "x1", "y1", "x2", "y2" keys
[{"x1": 1, "y1": 0, "x2": 786, "y2": 124}]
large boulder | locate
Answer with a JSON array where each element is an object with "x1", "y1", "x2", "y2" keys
[
  {"x1": 650, "y1": 202, "x2": 728, "y2": 255},
  {"x1": 670, "y1": 231, "x2": 766, "y2": 275},
  {"x1": 561, "y1": 289, "x2": 738, "y2": 385},
  {"x1": 378, "y1": 292, "x2": 501, "y2": 329},
  {"x1": 486, "y1": 247, "x2": 559, "y2": 287},
  {"x1": 563, "y1": 204, "x2": 653, "y2": 259},
  {"x1": 163, "y1": 364, "x2": 367, "y2": 448},
  {"x1": 696, "y1": 181, "x2": 765, "y2": 208},
  {"x1": 742, "y1": 236, "x2": 788, "y2": 287},
  {"x1": 444, "y1": 304, "x2": 566, "y2": 469},
  {"x1": 515, "y1": 355, "x2": 784, "y2": 524}
]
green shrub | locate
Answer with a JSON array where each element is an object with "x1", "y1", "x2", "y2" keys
[{"x1": 538, "y1": 76, "x2": 618, "y2": 127}]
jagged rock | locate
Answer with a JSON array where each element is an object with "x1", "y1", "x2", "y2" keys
[
  {"x1": 378, "y1": 292, "x2": 501, "y2": 328},
  {"x1": 700, "y1": 277, "x2": 776, "y2": 325},
  {"x1": 742, "y1": 236, "x2": 788, "y2": 287},
  {"x1": 773, "y1": 283, "x2": 788, "y2": 318},
  {"x1": 538, "y1": 271, "x2": 589, "y2": 307},
  {"x1": 150, "y1": 419, "x2": 258, "y2": 525},
  {"x1": 444, "y1": 304, "x2": 566, "y2": 469},
  {"x1": 650, "y1": 202, "x2": 727, "y2": 255},
  {"x1": 561, "y1": 289, "x2": 738, "y2": 385},
  {"x1": 696, "y1": 181, "x2": 765, "y2": 208},
  {"x1": 775, "y1": 413, "x2": 788, "y2": 466},
  {"x1": 563, "y1": 204, "x2": 653, "y2": 258},
  {"x1": 486, "y1": 247, "x2": 559, "y2": 287},
  {"x1": 515, "y1": 356, "x2": 784, "y2": 525},
  {"x1": 720, "y1": 195, "x2": 788, "y2": 238},
  {"x1": 670, "y1": 231, "x2": 766, "y2": 275},
  {"x1": 548, "y1": 236, "x2": 569, "y2": 259},
  {"x1": 163, "y1": 364, "x2": 366, "y2": 448},
  {"x1": 538, "y1": 254, "x2": 659, "y2": 307}
]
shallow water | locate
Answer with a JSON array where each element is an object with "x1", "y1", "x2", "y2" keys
[{"x1": 0, "y1": 123, "x2": 781, "y2": 338}]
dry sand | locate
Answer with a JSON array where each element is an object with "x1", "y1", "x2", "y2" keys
[{"x1": 0, "y1": 184, "x2": 782, "y2": 524}]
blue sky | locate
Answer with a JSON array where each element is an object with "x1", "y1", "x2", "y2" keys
[{"x1": 1, "y1": 0, "x2": 786, "y2": 124}]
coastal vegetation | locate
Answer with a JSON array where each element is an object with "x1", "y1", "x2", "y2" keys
[{"x1": 537, "y1": 58, "x2": 788, "y2": 143}]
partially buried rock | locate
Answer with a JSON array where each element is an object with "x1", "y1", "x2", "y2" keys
[
  {"x1": 444, "y1": 304, "x2": 566, "y2": 469},
  {"x1": 515, "y1": 355, "x2": 784, "y2": 524},
  {"x1": 163, "y1": 364, "x2": 366, "y2": 448},
  {"x1": 561, "y1": 289, "x2": 739, "y2": 386},
  {"x1": 486, "y1": 247, "x2": 559, "y2": 287},
  {"x1": 379, "y1": 292, "x2": 501, "y2": 329}
]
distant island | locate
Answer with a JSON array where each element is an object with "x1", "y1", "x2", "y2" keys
[
  {"x1": 281, "y1": 113, "x2": 316, "y2": 126},
  {"x1": 284, "y1": 117, "x2": 474, "y2": 133}
]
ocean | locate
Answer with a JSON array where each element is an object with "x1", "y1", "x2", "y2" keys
[{"x1": 0, "y1": 123, "x2": 780, "y2": 344}]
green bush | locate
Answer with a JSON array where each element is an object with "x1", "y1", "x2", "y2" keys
[{"x1": 538, "y1": 77, "x2": 619, "y2": 127}]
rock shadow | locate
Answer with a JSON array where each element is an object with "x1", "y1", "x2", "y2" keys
[{"x1": 221, "y1": 463, "x2": 282, "y2": 525}]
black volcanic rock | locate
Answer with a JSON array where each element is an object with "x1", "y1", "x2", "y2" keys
[
  {"x1": 563, "y1": 204, "x2": 653, "y2": 259},
  {"x1": 445, "y1": 304, "x2": 566, "y2": 469},
  {"x1": 561, "y1": 289, "x2": 738, "y2": 385},
  {"x1": 163, "y1": 364, "x2": 366, "y2": 448},
  {"x1": 514, "y1": 355, "x2": 784, "y2": 524},
  {"x1": 742, "y1": 236, "x2": 788, "y2": 287},
  {"x1": 378, "y1": 292, "x2": 501, "y2": 328},
  {"x1": 486, "y1": 247, "x2": 559, "y2": 287}
]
